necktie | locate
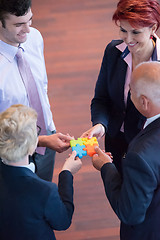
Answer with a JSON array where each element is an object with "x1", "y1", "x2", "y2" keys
[{"x1": 16, "y1": 47, "x2": 46, "y2": 155}]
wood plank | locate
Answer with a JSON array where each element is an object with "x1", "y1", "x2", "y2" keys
[{"x1": 32, "y1": 1, "x2": 120, "y2": 239}]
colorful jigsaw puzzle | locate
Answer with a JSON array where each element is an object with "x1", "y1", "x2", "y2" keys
[{"x1": 70, "y1": 137, "x2": 99, "y2": 159}]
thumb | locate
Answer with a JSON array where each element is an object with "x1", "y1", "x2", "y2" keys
[
  {"x1": 71, "y1": 150, "x2": 77, "y2": 158},
  {"x1": 62, "y1": 134, "x2": 73, "y2": 141},
  {"x1": 94, "y1": 146, "x2": 104, "y2": 156},
  {"x1": 88, "y1": 133, "x2": 93, "y2": 139}
]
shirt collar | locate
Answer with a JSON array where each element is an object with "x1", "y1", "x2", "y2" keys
[
  {"x1": 144, "y1": 114, "x2": 160, "y2": 129},
  {"x1": 116, "y1": 42, "x2": 132, "y2": 69},
  {"x1": 21, "y1": 162, "x2": 35, "y2": 173},
  {"x1": 116, "y1": 42, "x2": 129, "y2": 58},
  {"x1": 0, "y1": 40, "x2": 18, "y2": 62}
]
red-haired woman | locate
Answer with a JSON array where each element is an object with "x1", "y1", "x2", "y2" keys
[{"x1": 81, "y1": 0, "x2": 160, "y2": 174}]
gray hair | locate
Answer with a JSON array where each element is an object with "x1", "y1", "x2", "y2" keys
[{"x1": 0, "y1": 104, "x2": 37, "y2": 162}]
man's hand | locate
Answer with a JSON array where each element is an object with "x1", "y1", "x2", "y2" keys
[
  {"x1": 38, "y1": 132, "x2": 74, "y2": 153},
  {"x1": 62, "y1": 151, "x2": 82, "y2": 175},
  {"x1": 92, "y1": 146, "x2": 112, "y2": 171},
  {"x1": 80, "y1": 124, "x2": 105, "y2": 139}
]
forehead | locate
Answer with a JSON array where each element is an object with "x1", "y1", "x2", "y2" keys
[
  {"x1": 5, "y1": 8, "x2": 32, "y2": 24},
  {"x1": 119, "y1": 20, "x2": 140, "y2": 30},
  {"x1": 119, "y1": 20, "x2": 151, "y2": 33}
]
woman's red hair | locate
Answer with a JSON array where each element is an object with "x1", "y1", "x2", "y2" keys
[{"x1": 112, "y1": 0, "x2": 160, "y2": 31}]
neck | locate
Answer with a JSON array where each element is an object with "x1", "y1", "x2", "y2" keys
[
  {"x1": 3, "y1": 155, "x2": 29, "y2": 167},
  {"x1": 132, "y1": 39, "x2": 154, "y2": 70},
  {"x1": 0, "y1": 36, "x2": 19, "y2": 47},
  {"x1": 145, "y1": 106, "x2": 160, "y2": 118}
]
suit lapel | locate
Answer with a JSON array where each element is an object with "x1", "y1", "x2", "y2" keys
[
  {"x1": 112, "y1": 56, "x2": 127, "y2": 110},
  {"x1": 114, "y1": 42, "x2": 130, "y2": 110}
]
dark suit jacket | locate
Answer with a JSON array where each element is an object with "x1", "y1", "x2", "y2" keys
[
  {"x1": 0, "y1": 163, "x2": 74, "y2": 240},
  {"x1": 101, "y1": 117, "x2": 160, "y2": 240},
  {"x1": 91, "y1": 39, "x2": 159, "y2": 143}
]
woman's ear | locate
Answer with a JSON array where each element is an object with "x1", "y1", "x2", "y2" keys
[{"x1": 151, "y1": 24, "x2": 158, "y2": 35}]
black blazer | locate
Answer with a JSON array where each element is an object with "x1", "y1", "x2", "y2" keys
[
  {"x1": 101, "y1": 117, "x2": 160, "y2": 240},
  {"x1": 0, "y1": 163, "x2": 74, "y2": 240},
  {"x1": 91, "y1": 39, "x2": 158, "y2": 143}
]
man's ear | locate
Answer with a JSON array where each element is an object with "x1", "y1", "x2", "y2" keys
[{"x1": 140, "y1": 95, "x2": 150, "y2": 111}]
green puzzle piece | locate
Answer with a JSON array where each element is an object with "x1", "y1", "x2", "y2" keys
[{"x1": 70, "y1": 138, "x2": 84, "y2": 147}]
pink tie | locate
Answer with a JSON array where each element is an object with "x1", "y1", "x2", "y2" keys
[{"x1": 16, "y1": 47, "x2": 46, "y2": 155}]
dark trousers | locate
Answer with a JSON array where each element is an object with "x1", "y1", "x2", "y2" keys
[
  {"x1": 105, "y1": 132, "x2": 128, "y2": 176},
  {"x1": 29, "y1": 130, "x2": 56, "y2": 182}
]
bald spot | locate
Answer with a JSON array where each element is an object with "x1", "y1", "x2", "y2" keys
[
  {"x1": 131, "y1": 62, "x2": 160, "y2": 101},
  {"x1": 133, "y1": 62, "x2": 160, "y2": 85}
]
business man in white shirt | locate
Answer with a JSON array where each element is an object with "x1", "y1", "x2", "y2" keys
[{"x1": 0, "y1": 0, "x2": 73, "y2": 181}]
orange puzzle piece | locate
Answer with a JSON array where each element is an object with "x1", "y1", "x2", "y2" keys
[{"x1": 83, "y1": 143, "x2": 99, "y2": 157}]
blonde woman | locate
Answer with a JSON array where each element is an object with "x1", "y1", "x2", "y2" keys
[{"x1": 0, "y1": 104, "x2": 82, "y2": 240}]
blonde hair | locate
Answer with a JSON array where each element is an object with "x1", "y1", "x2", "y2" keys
[{"x1": 0, "y1": 104, "x2": 37, "y2": 162}]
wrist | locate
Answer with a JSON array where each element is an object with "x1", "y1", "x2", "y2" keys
[
  {"x1": 100, "y1": 124, "x2": 105, "y2": 135},
  {"x1": 97, "y1": 123, "x2": 105, "y2": 136},
  {"x1": 38, "y1": 135, "x2": 47, "y2": 147}
]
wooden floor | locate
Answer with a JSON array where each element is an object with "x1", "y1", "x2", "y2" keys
[{"x1": 32, "y1": 1, "x2": 120, "y2": 239}]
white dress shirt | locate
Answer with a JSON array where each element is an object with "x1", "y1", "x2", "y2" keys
[
  {"x1": 143, "y1": 114, "x2": 160, "y2": 129},
  {"x1": 0, "y1": 27, "x2": 55, "y2": 132}
]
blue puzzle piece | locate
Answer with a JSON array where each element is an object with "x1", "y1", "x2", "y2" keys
[{"x1": 72, "y1": 144, "x2": 87, "y2": 159}]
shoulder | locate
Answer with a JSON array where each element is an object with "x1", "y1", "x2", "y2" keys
[
  {"x1": 126, "y1": 126, "x2": 160, "y2": 174},
  {"x1": 100, "y1": 39, "x2": 125, "y2": 69},
  {"x1": 130, "y1": 119, "x2": 160, "y2": 154},
  {"x1": 102, "y1": 39, "x2": 124, "y2": 62},
  {"x1": 23, "y1": 27, "x2": 44, "y2": 50},
  {"x1": 28, "y1": 27, "x2": 43, "y2": 40},
  {"x1": 105, "y1": 39, "x2": 124, "y2": 52},
  {"x1": 26, "y1": 174, "x2": 58, "y2": 195}
]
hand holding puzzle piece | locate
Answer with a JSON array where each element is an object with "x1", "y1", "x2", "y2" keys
[{"x1": 70, "y1": 137, "x2": 99, "y2": 159}]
